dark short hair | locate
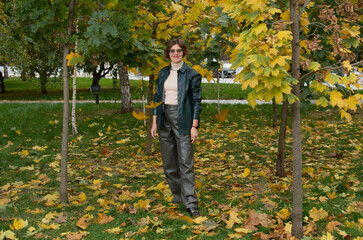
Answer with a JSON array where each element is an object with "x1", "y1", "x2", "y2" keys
[{"x1": 164, "y1": 38, "x2": 189, "y2": 59}]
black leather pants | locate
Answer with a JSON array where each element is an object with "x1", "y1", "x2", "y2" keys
[{"x1": 158, "y1": 105, "x2": 198, "y2": 209}]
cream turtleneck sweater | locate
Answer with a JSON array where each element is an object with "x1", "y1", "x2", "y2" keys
[{"x1": 164, "y1": 61, "x2": 183, "y2": 105}]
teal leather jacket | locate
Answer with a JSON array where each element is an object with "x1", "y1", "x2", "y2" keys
[{"x1": 153, "y1": 62, "x2": 202, "y2": 135}]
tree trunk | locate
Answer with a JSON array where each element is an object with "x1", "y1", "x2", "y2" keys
[
  {"x1": 60, "y1": 0, "x2": 76, "y2": 204},
  {"x1": 40, "y1": 71, "x2": 48, "y2": 94},
  {"x1": 272, "y1": 98, "x2": 277, "y2": 128},
  {"x1": 21, "y1": 70, "x2": 27, "y2": 82},
  {"x1": 217, "y1": 70, "x2": 220, "y2": 115},
  {"x1": 146, "y1": 74, "x2": 155, "y2": 155},
  {"x1": 118, "y1": 61, "x2": 133, "y2": 113},
  {"x1": 290, "y1": 0, "x2": 303, "y2": 238},
  {"x1": 71, "y1": 65, "x2": 78, "y2": 136},
  {"x1": 276, "y1": 99, "x2": 288, "y2": 177},
  {"x1": 3, "y1": 65, "x2": 9, "y2": 79},
  {"x1": 0, "y1": 71, "x2": 5, "y2": 93}
]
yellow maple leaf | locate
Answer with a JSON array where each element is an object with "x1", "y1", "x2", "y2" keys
[
  {"x1": 327, "y1": 192, "x2": 337, "y2": 199},
  {"x1": 171, "y1": 2, "x2": 183, "y2": 13},
  {"x1": 227, "y1": 132, "x2": 238, "y2": 138},
  {"x1": 234, "y1": 227, "x2": 252, "y2": 234},
  {"x1": 226, "y1": 208, "x2": 241, "y2": 229},
  {"x1": 10, "y1": 218, "x2": 28, "y2": 230},
  {"x1": 0, "y1": 198, "x2": 11, "y2": 206},
  {"x1": 0, "y1": 230, "x2": 17, "y2": 240},
  {"x1": 25, "y1": 208, "x2": 44, "y2": 214},
  {"x1": 343, "y1": 60, "x2": 353, "y2": 72},
  {"x1": 16, "y1": 130, "x2": 21, "y2": 135},
  {"x1": 78, "y1": 192, "x2": 87, "y2": 203},
  {"x1": 134, "y1": 199, "x2": 151, "y2": 210},
  {"x1": 132, "y1": 111, "x2": 149, "y2": 120},
  {"x1": 106, "y1": 125, "x2": 112, "y2": 132},
  {"x1": 41, "y1": 223, "x2": 60, "y2": 229},
  {"x1": 309, "y1": 207, "x2": 328, "y2": 222},
  {"x1": 193, "y1": 216, "x2": 208, "y2": 224},
  {"x1": 145, "y1": 101, "x2": 162, "y2": 109},
  {"x1": 105, "y1": 227, "x2": 123, "y2": 234},
  {"x1": 214, "y1": 108, "x2": 229, "y2": 122},
  {"x1": 95, "y1": 213, "x2": 114, "y2": 224},
  {"x1": 241, "y1": 168, "x2": 250, "y2": 178},
  {"x1": 277, "y1": 208, "x2": 290, "y2": 220},
  {"x1": 330, "y1": 91, "x2": 348, "y2": 109},
  {"x1": 76, "y1": 214, "x2": 93, "y2": 230},
  {"x1": 320, "y1": 231, "x2": 335, "y2": 240},
  {"x1": 21, "y1": 150, "x2": 29, "y2": 156},
  {"x1": 276, "y1": 30, "x2": 293, "y2": 41}
]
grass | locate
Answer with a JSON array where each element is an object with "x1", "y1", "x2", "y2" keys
[
  {"x1": 0, "y1": 101, "x2": 362, "y2": 239},
  {"x1": 0, "y1": 77, "x2": 251, "y2": 101}
]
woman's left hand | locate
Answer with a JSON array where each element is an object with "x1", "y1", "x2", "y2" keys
[{"x1": 191, "y1": 127, "x2": 198, "y2": 144}]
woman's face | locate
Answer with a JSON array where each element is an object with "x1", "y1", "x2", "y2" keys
[{"x1": 169, "y1": 44, "x2": 184, "y2": 64}]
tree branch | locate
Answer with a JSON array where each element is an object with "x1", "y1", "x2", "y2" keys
[
  {"x1": 298, "y1": 0, "x2": 311, "y2": 21},
  {"x1": 300, "y1": 60, "x2": 363, "y2": 81},
  {"x1": 300, "y1": 22, "x2": 332, "y2": 33}
]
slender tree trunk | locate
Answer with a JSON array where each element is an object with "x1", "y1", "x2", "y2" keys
[
  {"x1": 21, "y1": 70, "x2": 27, "y2": 82},
  {"x1": 71, "y1": 65, "x2": 78, "y2": 136},
  {"x1": 217, "y1": 70, "x2": 220, "y2": 115},
  {"x1": 60, "y1": 0, "x2": 76, "y2": 204},
  {"x1": 3, "y1": 65, "x2": 9, "y2": 79},
  {"x1": 0, "y1": 72, "x2": 5, "y2": 93},
  {"x1": 276, "y1": 99, "x2": 288, "y2": 177},
  {"x1": 272, "y1": 98, "x2": 277, "y2": 128},
  {"x1": 290, "y1": 0, "x2": 303, "y2": 238},
  {"x1": 146, "y1": 74, "x2": 155, "y2": 155},
  {"x1": 118, "y1": 61, "x2": 133, "y2": 113},
  {"x1": 40, "y1": 72, "x2": 48, "y2": 94}
]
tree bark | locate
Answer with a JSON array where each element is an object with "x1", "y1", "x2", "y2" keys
[
  {"x1": 0, "y1": 71, "x2": 5, "y2": 93},
  {"x1": 272, "y1": 98, "x2": 277, "y2": 128},
  {"x1": 40, "y1": 71, "x2": 48, "y2": 94},
  {"x1": 118, "y1": 61, "x2": 133, "y2": 113},
  {"x1": 3, "y1": 65, "x2": 9, "y2": 79},
  {"x1": 21, "y1": 70, "x2": 27, "y2": 82},
  {"x1": 146, "y1": 74, "x2": 155, "y2": 155},
  {"x1": 290, "y1": 0, "x2": 303, "y2": 238},
  {"x1": 276, "y1": 99, "x2": 288, "y2": 177},
  {"x1": 71, "y1": 64, "x2": 78, "y2": 136},
  {"x1": 60, "y1": 0, "x2": 76, "y2": 204}
]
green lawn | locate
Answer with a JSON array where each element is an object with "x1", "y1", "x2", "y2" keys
[
  {"x1": 0, "y1": 102, "x2": 362, "y2": 239},
  {"x1": 0, "y1": 77, "x2": 251, "y2": 101}
]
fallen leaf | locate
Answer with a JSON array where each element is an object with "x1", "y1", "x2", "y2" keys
[
  {"x1": 0, "y1": 230, "x2": 17, "y2": 240},
  {"x1": 326, "y1": 221, "x2": 341, "y2": 233},
  {"x1": 214, "y1": 108, "x2": 229, "y2": 122},
  {"x1": 309, "y1": 207, "x2": 328, "y2": 222},
  {"x1": 193, "y1": 216, "x2": 208, "y2": 224},
  {"x1": 66, "y1": 231, "x2": 88, "y2": 240},
  {"x1": 0, "y1": 198, "x2": 11, "y2": 206},
  {"x1": 95, "y1": 213, "x2": 114, "y2": 224},
  {"x1": 9, "y1": 218, "x2": 28, "y2": 230},
  {"x1": 105, "y1": 227, "x2": 123, "y2": 235}
]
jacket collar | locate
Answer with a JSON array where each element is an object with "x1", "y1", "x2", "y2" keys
[{"x1": 168, "y1": 62, "x2": 187, "y2": 73}]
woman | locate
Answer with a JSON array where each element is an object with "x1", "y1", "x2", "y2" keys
[{"x1": 151, "y1": 38, "x2": 202, "y2": 217}]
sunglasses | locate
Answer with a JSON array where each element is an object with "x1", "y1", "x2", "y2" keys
[{"x1": 169, "y1": 49, "x2": 183, "y2": 53}]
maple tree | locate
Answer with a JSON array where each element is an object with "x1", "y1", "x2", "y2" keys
[
  {"x1": 220, "y1": 0, "x2": 362, "y2": 237},
  {"x1": 60, "y1": 0, "x2": 77, "y2": 204}
]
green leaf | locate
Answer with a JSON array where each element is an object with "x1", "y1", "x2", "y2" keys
[{"x1": 308, "y1": 61, "x2": 320, "y2": 71}]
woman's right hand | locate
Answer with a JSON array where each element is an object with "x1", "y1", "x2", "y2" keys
[{"x1": 151, "y1": 116, "x2": 158, "y2": 140}]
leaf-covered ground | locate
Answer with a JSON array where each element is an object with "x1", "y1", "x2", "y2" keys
[{"x1": 0, "y1": 103, "x2": 362, "y2": 239}]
